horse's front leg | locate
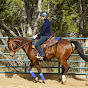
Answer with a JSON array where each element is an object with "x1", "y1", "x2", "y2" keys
[
  {"x1": 29, "y1": 62, "x2": 38, "y2": 82},
  {"x1": 33, "y1": 60, "x2": 45, "y2": 84}
]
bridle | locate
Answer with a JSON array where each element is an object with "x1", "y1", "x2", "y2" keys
[{"x1": 8, "y1": 40, "x2": 32, "y2": 52}]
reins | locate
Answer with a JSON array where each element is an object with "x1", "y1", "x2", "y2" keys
[{"x1": 8, "y1": 40, "x2": 32, "y2": 52}]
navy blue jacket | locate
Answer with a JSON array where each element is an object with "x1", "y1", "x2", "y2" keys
[{"x1": 37, "y1": 19, "x2": 51, "y2": 37}]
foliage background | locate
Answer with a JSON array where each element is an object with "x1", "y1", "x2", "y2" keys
[{"x1": 0, "y1": 0, "x2": 88, "y2": 37}]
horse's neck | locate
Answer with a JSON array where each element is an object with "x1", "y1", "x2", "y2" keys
[{"x1": 20, "y1": 39, "x2": 32, "y2": 53}]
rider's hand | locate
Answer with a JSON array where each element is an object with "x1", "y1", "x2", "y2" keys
[{"x1": 33, "y1": 34, "x2": 38, "y2": 39}]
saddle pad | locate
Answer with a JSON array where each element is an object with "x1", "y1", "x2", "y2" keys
[
  {"x1": 32, "y1": 37, "x2": 61, "y2": 48},
  {"x1": 55, "y1": 37, "x2": 61, "y2": 42}
]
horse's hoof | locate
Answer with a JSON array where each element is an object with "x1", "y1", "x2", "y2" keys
[
  {"x1": 61, "y1": 81, "x2": 66, "y2": 84},
  {"x1": 42, "y1": 81, "x2": 45, "y2": 84},
  {"x1": 33, "y1": 77, "x2": 39, "y2": 83},
  {"x1": 35, "y1": 77, "x2": 38, "y2": 82}
]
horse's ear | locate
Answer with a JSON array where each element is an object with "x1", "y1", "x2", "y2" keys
[
  {"x1": 8, "y1": 37, "x2": 10, "y2": 40},
  {"x1": 8, "y1": 37, "x2": 10, "y2": 42}
]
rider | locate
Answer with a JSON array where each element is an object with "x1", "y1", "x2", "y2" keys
[{"x1": 33, "y1": 12, "x2": 51, "y2": 60}]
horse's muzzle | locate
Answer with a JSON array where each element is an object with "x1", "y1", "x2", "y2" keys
[{"x1": 9, "y1": 52, "x2": 15, "y2": 57}]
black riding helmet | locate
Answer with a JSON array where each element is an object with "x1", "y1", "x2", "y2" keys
[{"x1": 40, "y1": 12, "x2": 48, "y2": 18}]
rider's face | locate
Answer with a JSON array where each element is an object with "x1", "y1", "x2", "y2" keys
[{"x1": 41, "y1": 16, "x2": 46, "y2": 20}]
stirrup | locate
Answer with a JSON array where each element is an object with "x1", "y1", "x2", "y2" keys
[{"x1": 35, "y1": 55, "x2": 43, "y2": 60}]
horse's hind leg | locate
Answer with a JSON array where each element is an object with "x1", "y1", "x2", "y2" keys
[
  {"x1": 58, "y1": 59, "x2": 70, "y2": 83},
  {"x1": 58, "y1": 66, "x2": 65, "y2": 82},
  {"x1": 61, "y1": 61, "x2": 70, "y2": 83}
]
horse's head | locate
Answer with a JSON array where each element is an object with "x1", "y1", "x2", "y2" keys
[
  {"x1": 8, "y1": 37, "x2": 19, "y2": 57},
  {"x1": 8, "y1": 37, "x2": 32, "y2": 57}
]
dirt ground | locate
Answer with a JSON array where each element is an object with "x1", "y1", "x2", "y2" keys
[{"x1": 0, "y1": 74, "x2": 87, "y2": 88}]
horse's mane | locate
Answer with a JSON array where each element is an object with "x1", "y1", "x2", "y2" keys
[{"x1": 9, "y1": 37, "x2": 33, "y2": 43}]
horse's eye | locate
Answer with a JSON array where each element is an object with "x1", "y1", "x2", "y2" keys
[{"x1": 17, "y1": 46, "x2": 19, "y2": 48}]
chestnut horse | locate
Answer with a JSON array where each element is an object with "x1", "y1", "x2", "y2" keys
[{"x1": 8, "y1": 37, "x2": 88, "y2": 83}]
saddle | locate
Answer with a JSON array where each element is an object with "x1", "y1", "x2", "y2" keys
[{"x1": 32, "y1": 36, "x2": 61, "y2": 49}]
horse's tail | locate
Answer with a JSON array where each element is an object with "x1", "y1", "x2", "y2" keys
[{"x1": 71, "y1": 41, "x2": 88, "y2": 62}]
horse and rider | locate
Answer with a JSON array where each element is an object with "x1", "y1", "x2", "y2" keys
[{"x1": 8, "y1": 12, "x2": 88, "y2": 84}]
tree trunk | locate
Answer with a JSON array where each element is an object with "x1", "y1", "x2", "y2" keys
[
  {"x1": 79, "y1": 0, "x2": 86, "y2": 37},
  {"x1": 33, "y1": 0, "x2": 42, "y2": 34},
  {"x1": 24, "y1": 0, "x2": 33, "y2": 35},
  {"x1": 78, "y1": 0, "x2": 86, "y2": 73},
  {"x1": 24, "y1": 0, "x2": 43, "y2": 35}
]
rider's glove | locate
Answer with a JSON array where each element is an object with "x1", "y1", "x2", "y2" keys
[{"x1": 33, "y1": 34, "x2": 38, "y2": 39}]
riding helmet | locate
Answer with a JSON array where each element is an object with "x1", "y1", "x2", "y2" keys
[{"x1": 40, "y1": 12, "x2": 48, "y2": 18}]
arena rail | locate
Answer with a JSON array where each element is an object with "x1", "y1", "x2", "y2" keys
[{"x1": 0, "y1": 37, "x2": 88, "y2": 78}]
